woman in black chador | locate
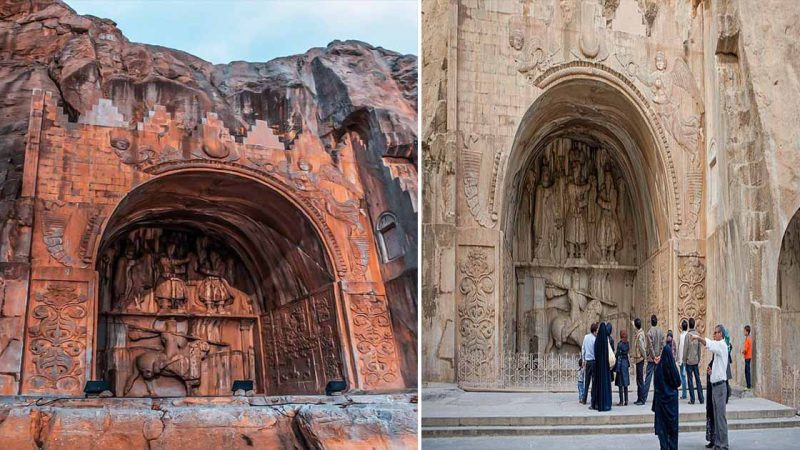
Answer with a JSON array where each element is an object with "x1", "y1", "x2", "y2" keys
[
  {"x1": 653, "y1": 340, "x2": 681, "y2": 449},
  {"x1": 591, "y1": 322, "x2": 613, "y2": 412}
]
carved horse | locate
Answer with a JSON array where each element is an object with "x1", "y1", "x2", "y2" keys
[
  {"x1": 545, "y1": 299, "x2": 603, "y2": 354},
  {"x1": 123, "y1": 341, "x2": 210, "y2": 396}
]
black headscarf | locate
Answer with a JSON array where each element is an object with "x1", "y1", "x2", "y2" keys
[
  {"x1": 591, "y1": 322, "x2": 613, "y2": 412},
  {"x1": 607, "y1": 322, "x2": 615, "y2": 351},
  {"x1": 653, "y1": 341, "x2": 681, "y2": 448}
]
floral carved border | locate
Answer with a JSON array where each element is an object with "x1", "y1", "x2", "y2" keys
[{"x1": 458, "y1": 247, "x2": 496, "y2": 381}]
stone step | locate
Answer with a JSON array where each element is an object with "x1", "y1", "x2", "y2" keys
[
  {"x1": 423, "y1": 407, "x2": 796, "y2": 427},
  {"x1": 423, "y1": 416, "x2": 800, "y2": 438}
]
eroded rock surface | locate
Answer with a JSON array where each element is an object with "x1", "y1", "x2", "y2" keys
[{"x1": 0, "y1": 395, "x2": 418, "y2": 449}]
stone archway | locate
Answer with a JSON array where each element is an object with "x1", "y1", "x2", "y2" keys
[
  {"x1": 93, "y1": 170, "x2": 349, "y2": 396},
  {"x1": 499, "y1": 75, "x2": 678, "y2": 367},
  {"x1": 778, "y1": 208, "x2": 800, "y2": 392}
]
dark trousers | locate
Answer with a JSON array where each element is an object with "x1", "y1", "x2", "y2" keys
[
  {"x1": 643, "y1": 361, "x2": 656, "y2": 402},
  {"x1": 686, "y1": 364, "x2": 704, "y2": 403},
  {"x1": 745, "y1": 359, "x2": 752, "y2": 389},
  {"x1": 581, "y1": 360, "x2": 595, "y2": 403},
  {"x1": 618, "y1": 386, "x2": 628, "y2": 404},
  {"x1": 635, "y1": 361, "x2": 645, "y2": 402}
]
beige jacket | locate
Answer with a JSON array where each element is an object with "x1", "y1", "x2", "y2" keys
[
  {"x1": 683, "y1": 329, "x2": 702, "y2": 366},
  {"x1": 631, "y1": 329, "x2": 646, "y2": 364}
]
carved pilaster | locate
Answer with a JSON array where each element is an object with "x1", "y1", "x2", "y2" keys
[
  {"x1": 678, "y1": 253, "x2": 707, "y2": 333},
  {"x1": 457, "y1": 247, "x2": 496, "y2": 381}
]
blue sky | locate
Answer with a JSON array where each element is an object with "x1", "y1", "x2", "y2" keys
[{"x1": 67, "y1": 0, "x2": 419, "y2": 64}]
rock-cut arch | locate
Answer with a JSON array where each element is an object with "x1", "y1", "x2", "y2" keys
[
  {"x1": 499, "y1": 65, "x2": 679, "y2": 357},
  {"x1": 93, "y1": 169, "x2": 351, "y2": 397}
]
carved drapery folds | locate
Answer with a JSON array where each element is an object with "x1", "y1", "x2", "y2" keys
[
  {"x1": 98, "y1": 227, "x2": 260, "y2": 397},
  {"x1": 458, "y1": 248, "x2": 496, "y2": 380},
  {"x1": 515, "y1": 138, "x2": 632, "y2": 266},
  {"x1": 25, "y1": 283, "x2": 88, "y2": 394},
  {"x1": 350, "y1": 293, "x2": 401, "y2": 388},
  {"x1": 678, "y1": 253, "x2": 707, "y2": 333}
]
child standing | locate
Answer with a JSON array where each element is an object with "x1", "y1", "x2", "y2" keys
[
  {"x1": 577, "y1": 358, "x2": 586, "y2": 402},
  {"x1": 743, "y1": 325, "x2": 753, "y2": 389}
]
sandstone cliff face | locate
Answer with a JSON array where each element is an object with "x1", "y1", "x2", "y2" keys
[
  {"x1": 0, "y1": 0, "x2": 417, "y2": 211},
  {"x1": 0, "y1": 0, "x2": 419, "y2": 392}
]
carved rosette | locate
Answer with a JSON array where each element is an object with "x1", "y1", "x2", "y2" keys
[
  {"x1": 350, "y1": 294, "x2": 401, "y2": 388},
  {"x1": 458, "y1": 248, "x2": 496, "y2": 380},
  {"x1": 26, "y1": 284, "x2": 88, "y2": 393},
  {"x1": 678, "y1": 254, "x2": 706, "y2": 333}
]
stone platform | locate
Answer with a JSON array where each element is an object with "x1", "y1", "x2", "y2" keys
[
  {"x1": 0, "y1": 393, "x2": 417, "y2": 449},
  {"x1": 422, "y1": 384, "x2": 799, "y2": 438}
]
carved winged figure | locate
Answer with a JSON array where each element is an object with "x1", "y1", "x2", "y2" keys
[{"x1": 616, "y1": 51, "x2": 704, "y2": 164}]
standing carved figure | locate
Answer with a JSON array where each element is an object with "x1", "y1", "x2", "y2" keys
[
  {"x1": 155, "y1": 243, "x2": 190, "y2": 311},
  {"x1": 596, "y1": 170, "x2": 621, "y2": 263},
  {"x1": 533, "y1": 162, "x2": 562, "y2": 261},
  {"x1": 565, "y1": 163, "x2": 593, "y2": 259},
  {"x1": 516, "y1": 170, "x2": 536, "y2": 261},
  {"x1": 197, "y1": 250, "x2": 234, "y2": 313}
]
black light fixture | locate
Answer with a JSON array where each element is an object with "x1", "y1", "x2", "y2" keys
[
  {"x1": 325, "y1": 379, "x2": 347, "y2": 396},
  {"x1": 83, "y1": 380, "x2": 112, "y2": 397},
  {"x1": 232, "y1": 380, "x2": 254, "y2": 393}
]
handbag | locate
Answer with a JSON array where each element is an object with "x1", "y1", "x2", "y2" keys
[{"x1": 608, "y1": 342, "x2": 616, "y2": 368}]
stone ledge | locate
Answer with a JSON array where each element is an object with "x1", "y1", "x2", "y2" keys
[{"x1": 0, "y1": 394, "x2": 418, "y2": 449}]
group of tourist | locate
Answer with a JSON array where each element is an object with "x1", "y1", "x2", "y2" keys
[{"x1": 578, "y1": 315, "x2": 754, "y2": 450}]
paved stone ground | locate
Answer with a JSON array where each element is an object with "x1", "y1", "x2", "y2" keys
[
  {"x1": 422, "y1": 384, "x2": 783, "y2": 420},
  {"x1": 422, "y1": 428, "x2": 800, "y2": 449}
]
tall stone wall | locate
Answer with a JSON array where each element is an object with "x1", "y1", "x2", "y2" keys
[
  {"x1": 705, "y1": 0, "x2": 800, "y2": 401},
  {"x1": 422, "y1": 0, "x2": 800, "y2": 401}
]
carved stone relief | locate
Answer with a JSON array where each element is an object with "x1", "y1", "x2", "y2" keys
[
  {"x1": 508, "y1": 16, "x2": 562, "y2": 82},
  {"x1": 613, "y1": 50, "x2": 704, "y2": 236},
  {"x1": 678, "y1": 253, "x2": 707, "y2": 333},
  {"x1": 97, "y1": 226, "x2": 260, "y2": 397},
  {"x1": 572, "y1": 0, "x2": 609, "y2": 62},
  {"x1": 349, "y1": 293, "x2": 401, "y2": 388},
  {"x1": 41, "y1": 201, "x2": 106, "y2": 269},
  {"x1": 263, "y1": 286, "x2": 344, "y2": 393},
  {"x1": 515, "y1": 138, "x2": 632, "y2": 266},
  {"x1": 25, "y1": 283, "x2": 88, "y2": 394},
  {"x1": 458, "y1": 248, "x2": 496, "y2": 379},
  {"x1": 461, "y1": 134, "x2": 501, "y2": 229}
]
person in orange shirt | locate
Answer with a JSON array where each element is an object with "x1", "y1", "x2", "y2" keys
[{"x1": 742, "y1": 325, "x2": 753, "y2": 389}]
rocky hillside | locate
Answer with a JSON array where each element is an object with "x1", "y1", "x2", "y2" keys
[{"x1": 0, "y1": 0, "x2": 417, "y2": 207}]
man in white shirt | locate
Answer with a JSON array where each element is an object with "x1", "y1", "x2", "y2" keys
[
  {"x1": 690, "y1": 324, "x2": 729, "y2": 450},
  {"x1": 580, "y1": 322, "x2": 598, "y2": 405},
  {"x1": 678, "y1": 320, "x2": 689, "y2": 400}
]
